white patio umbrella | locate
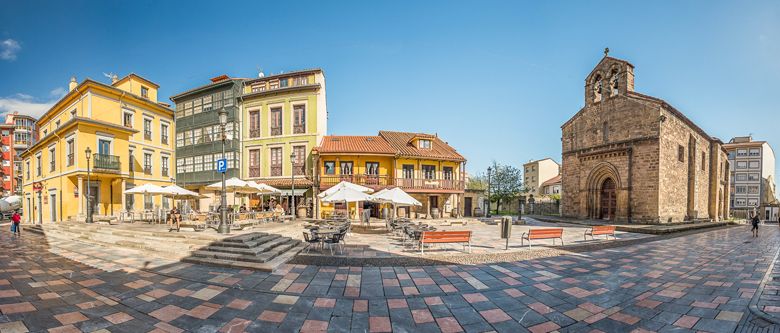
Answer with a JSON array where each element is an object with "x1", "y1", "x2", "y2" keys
[
  {"x1": 318, "y1": 181, "x2": 373, "y2": 198},
  {"x1": 372, "y1": 187, "x2": 421, "y2": 221},
  {"x1": 123, "y1": 183, "x2": 167, "y2": 194},
  {"x1": 321, "y1": 186, "x2": 374, "y2": 220},
  {"x1": 246, "y1": 181, "x2": 280, "y2": 194},
  {"x1": 205, "y1": 177, "x2": 255, "y2": 193},
  {"x1": 372, "y1": 187, "x2": 422, "y2": 206},
  {"x1": 161, "y1": 185, "x2": 201, "y2": 198}
]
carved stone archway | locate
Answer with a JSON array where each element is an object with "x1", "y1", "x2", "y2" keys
[{"x1": 585, "y1": 162, "x2": 622, "y2": 220}]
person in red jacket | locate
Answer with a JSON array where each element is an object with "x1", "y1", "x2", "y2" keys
[{"x1": 11, "y1": 210, "x2": 21, "y2": 236}]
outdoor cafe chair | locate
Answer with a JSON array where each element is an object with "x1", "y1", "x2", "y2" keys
[
  {"x1": 322, "y1": 232, "x2": 345, "y2": 255},
  {"x1": 302, "y1": 232, "x2": 321, "y2": 253}
]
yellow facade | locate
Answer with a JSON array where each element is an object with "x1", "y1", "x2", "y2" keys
[{"x1": 21, "y1": 75, "x2": 175, "y2": 223}]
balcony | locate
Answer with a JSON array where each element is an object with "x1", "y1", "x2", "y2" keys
[
  {"x1": 293, "y1": 124, "x2": 305, "y2": 134},
  {"x1": 67, "y1": 153, "x2": 74, "y2": 167},
  {"x1": 144, "y1": 166, "x2": 152, "y2": 174},
  {"x1": 162, "y1": 168, "x2": 169, "y2": 177},
  {"x1": 161, "y1": 135, "x2": 169, "y2": 145},
  {"x1": 144, "y1": 130, "x2": 152, "y2": 140},
  {"x1": 249, "y1": 128, "x2": 261, "y2": 138},
  {"x1": 93, "y1": 153, "x2": 120, "y2": 171},
  {"x1": 270, "y1": 127, "x2": 282, "y2": 136},
  {"x1": 249, "y1": 166, "x2": 261, "y2": 177},
  {"x1": 395, "y1": 178, "x2": 464, "y2": 191},
  {"x1": 271, "y1": 165, "x2": 282, "y2": 177},
  {"x1": 293, "y1": 163, "x2": 305, "y2": 176},
  {"x1": 319, "y1": 174, "x2": 389, "y2": 188}
]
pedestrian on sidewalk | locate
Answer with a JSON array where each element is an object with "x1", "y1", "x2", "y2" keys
[
  {"x1": 11, "y1": 210, "x2": 21, "y2": 236},
  {"x1": 751, "y1": 213, "x2": 760, "y2": 237}
]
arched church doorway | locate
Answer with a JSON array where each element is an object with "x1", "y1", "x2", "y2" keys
[{"x1": 600, "y1": 178, "x2": 616, "y2": 220}]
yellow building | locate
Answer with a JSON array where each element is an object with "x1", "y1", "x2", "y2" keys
[
  {"x1": 21, "y1": 74, "x2": 176, "y2": 223},
  {"x1": 241, "y1": 69, "x2": 327, "y2": 214},
  {"x1": 312, "y1": 131, "x2": 466, "y2": 219}
]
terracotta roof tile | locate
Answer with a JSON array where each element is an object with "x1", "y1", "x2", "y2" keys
[
  {"x1": 314, "y1": 136, "x2": 396, "y2": 155},
  {"x1": 541, "y1": 174, "x2": 562, "y2": 187},
  {"x1": 379, "y1": 131, "x2": 465, "y2": 162}
]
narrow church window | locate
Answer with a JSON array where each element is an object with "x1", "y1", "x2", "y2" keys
[
  {"x1": 592, "y1": 75, "x2": 603, "y2": 102},
  {"x1": 678, "y1": 145, "x2": 685, "y2": 162},
  {"x1": 610, "y1": 69, "x2": 619, "y2": 97},
  {"x1": 701, "y1": 152, "x2": 706, "y2": 171},
  {"x1": 602, "y1": 122, "x2": 609, "y2": 143}
]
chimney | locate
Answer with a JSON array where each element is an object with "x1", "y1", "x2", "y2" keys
[
  {"x1": 68, "y1": 77, "x2": 77, "y2": 92},
  {"x1": 111, "y1": 74, "x2": 118, "y2": 84}
]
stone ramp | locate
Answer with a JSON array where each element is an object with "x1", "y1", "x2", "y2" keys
[{"x1": 24, "y1": 222, "x2": 304, "y2": 272}]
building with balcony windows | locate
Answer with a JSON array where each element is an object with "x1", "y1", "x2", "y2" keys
[
  {"x1": 724, "y1": 136, "x2": 777, "y2": 220},
  {"x1": 312, "y1": 131, "x2": 466, "y2": 219},
  {"x1": 7, "y1": 113, "x2": 38, "y2": 195},
  {"x1": 170, "y1": 75, "x2": 244, "y2": 211},
  {"x1": 20, "y1": 74, "x2": 175, "y2": 223},
  {"x1": 241, "y1": 69, "x2": 327, "y2": 215},
  {"x1": 0, "y1": 121, "x2": 15, "y2": 196}
]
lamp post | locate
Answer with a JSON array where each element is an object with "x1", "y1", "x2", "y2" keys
[
  {"x1": 486, "y1": 166, "x2": 492, "y2": 218},
  {"x1": 290, "y1": 151, "x2": 296, "y2": 220},
  {"x1": 217, "y1": 108, "x2": 229, "y2": 234},
  {"x1": 85, "y1": 147, "x2": 93, "y2": 224}
]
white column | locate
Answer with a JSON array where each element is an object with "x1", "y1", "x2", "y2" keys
[
  {"x1": 77, "y1": 176, "x2": 84, "y2": 216},
  {"x1": 121, "y1": 179, "x2": 126, "y2": 212}
]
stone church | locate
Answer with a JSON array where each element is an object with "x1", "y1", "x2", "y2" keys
[{"x1": 561, "y1": 51, "x2": 730, "y2": 223}]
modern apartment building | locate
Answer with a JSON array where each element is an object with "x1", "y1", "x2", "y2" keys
[
  {"x1": 312, "y1": 131, "x2": 466, "y2": 219},
  {"x1": 242, "y1": 69, "x2": 327, "y2": 215},
  {"x1": 724, "y1": 136, "x2": 777, "y2": 220},
  {"x1": 9, "y1": 113, "x2": 37, "y2": 194},
  {"x1": 523, "y1": 158, "x2": 560, "y2": 198},
  {"x1": 21, "y1": 74, "x2": 176, "y2": 223},
  {"x1": 171, "y1": 75, "x2": 244, "y2": 211},
  {"x1": 0, "y1": 121, "x2": 14, "y2": 196}
]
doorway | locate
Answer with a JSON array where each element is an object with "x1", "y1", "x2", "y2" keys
[
  {"x1": 600, "y1": 178, "x2": 616, "y2": 220},
  {"x1": 49, "y1": 192, "x2": 57, "y2": 222},
  {"x1": 87, "y1": 183, "x2": 99, "y2": 215},
  {"x1": 464, "y1": 197, "x2": 473, "y2": 217}
]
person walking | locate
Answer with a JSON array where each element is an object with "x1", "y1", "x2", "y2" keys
[
  {"x1": 751, "y1": 213, "x2": 760, "y2": 237},
  {"x1": 168, "y1": 205, "x2": 181, "y2": 232},
  {"x1": 11, "y1": 210, "x2": 21, "y2": 236}
]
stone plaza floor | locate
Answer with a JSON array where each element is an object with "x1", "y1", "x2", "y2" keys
[{"x1": 0, "y1": 223, "x2": 779, "y2": 332}]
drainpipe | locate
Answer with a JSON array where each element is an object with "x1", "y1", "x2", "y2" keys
[{"x1": 52, "y1": 130, "x2": 63, "y2": 223}]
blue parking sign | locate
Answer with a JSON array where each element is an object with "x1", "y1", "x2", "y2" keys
[{"x1": 217, "y1": 159, "x2": 227, "y2": 173}]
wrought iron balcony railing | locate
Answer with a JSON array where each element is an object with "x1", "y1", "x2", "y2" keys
[
  {"x1": 67, "y1": 153, "x2": 74, "y2": 166},
  {"x1": 293, "y1": 124, "x2": 305, "y2": 134},
  {"x1": 249, "y1": 128, "x2": 261, "y2": 138},
  {"x1": 93, "y1": 153, "x2": 120, "y2": 171},
  {"x1": 271, "y1": 165, "x2": 282, "y2": 177},
  {"x1": 249, "y1": 166, "x2": 261, "y2": 177},
  {"x1": 270, "y1": 127, "x2": 282, "y2": 136}
]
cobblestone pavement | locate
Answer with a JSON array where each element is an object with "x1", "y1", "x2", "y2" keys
[{"x1": 0, "y1": 224, "x2": 778, "y2": 332}]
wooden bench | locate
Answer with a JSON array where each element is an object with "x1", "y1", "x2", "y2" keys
[
  {"x1": 419, "y1": 231, "x2": 472, "y2": 254},
  {"x1": 521, "y1": 228, "x2": 564, "y2": 249},
  {"x1": 584, "y1": 225, "x2": 616, "y2": 240}
]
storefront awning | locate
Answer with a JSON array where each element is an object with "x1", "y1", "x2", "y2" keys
[{"x1": 278, "y1": 189, "x2": 308, "y2": 196}]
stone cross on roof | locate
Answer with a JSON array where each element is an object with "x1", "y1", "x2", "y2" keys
[{"x1": 604, "y1": 47, "x2": 610, "y2": 57}]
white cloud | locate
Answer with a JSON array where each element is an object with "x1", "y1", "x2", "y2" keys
[
  {"x1": 49, "y1": 87, "x2": 67, "y2": 98},
  {"x1": 0, "y1": 93, "x2": 58, "y2": 119},
  {"x1": 0, "y1": 39, "x2": 21, "y2": 61}
]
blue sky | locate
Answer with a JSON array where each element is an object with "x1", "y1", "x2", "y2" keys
[{"x1": 1, "y1": 1, "x2": 778, "y2": 176}]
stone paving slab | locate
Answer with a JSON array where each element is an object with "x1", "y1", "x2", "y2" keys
[{"x1": 1, "y1": 222, "x2": 779, "y2": 332}]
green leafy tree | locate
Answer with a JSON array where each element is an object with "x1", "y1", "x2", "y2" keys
[
  {"x1": 466, "y1": 174, "x2": 488, "y2": 190},
  {"x1": 487, "y1": 161, "x2": 523, "y2": 213}
]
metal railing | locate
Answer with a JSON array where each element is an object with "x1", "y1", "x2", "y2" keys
[
  {"x1": 319, "y1": 174, "x2": 389, "y2": 187},
  {"x1": 293, "y1": 163, "x2": 305, "y2": 176},
  {"x1": 144, "y1": 166, "x2": 152, "y2": 174},
  {"x1": 249, "y1": 166, "x2": 261, "y2": 177},
  {"x1": 93, "y1": 153, "x2": 120, "y2": 171},
  {"x1": 144, "y1": 130, "x2": 152, "y2": 140},
  {"x1": 67, "y1": 153, "x2": 74, "y2": 166},
  {"x1": 293, "y1": 124, "x2": 305, "y2": 134},
  {"x1": 162, "y1": 168, "x2": 169, "y2": 177},
  {"x1": 270, "y1": 127, "x2": 282, "y2": 136},
  {"x1": 249, "y1": 128, "x2": 261, "y2": 138},
  {"x1": 271, "y1": 165, "x2": 282, "y2": 176},
  {"x1": 394, "y1": 178, "x2": 464, "y2": 191},
  {"x1": 161, "y1": 135, "x2": 169, "y2": 145}
]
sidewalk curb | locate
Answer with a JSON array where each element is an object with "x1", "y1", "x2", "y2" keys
[{"x1": 748, "y1": 244, "x2": 780, "y2": 324}]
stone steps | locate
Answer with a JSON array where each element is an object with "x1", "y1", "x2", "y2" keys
[{"x1": 27, "y1": 223, "x2": 305, "y2": 272}]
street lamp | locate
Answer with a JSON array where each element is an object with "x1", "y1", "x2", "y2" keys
[
  {"x1": 85, "y1": 147, "x2": 93, "y2": 224},
  {"x1": 486, "y1": 166, "x2": 492, "y2": 218},
  {"x1": 290, "y1": 151, "x2": 296, "y2": 220},
  {"x1": 217, "y1": 108, "x2": 229, "y2": 234}
]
